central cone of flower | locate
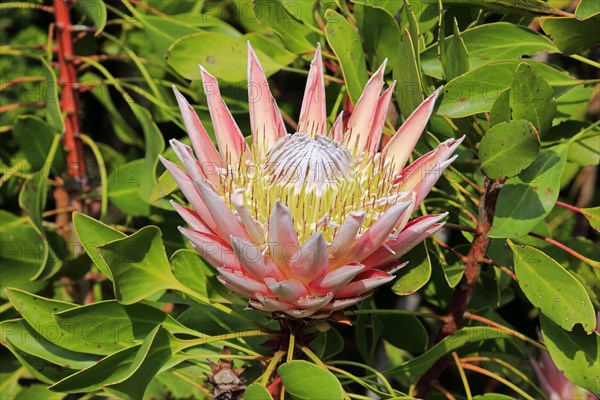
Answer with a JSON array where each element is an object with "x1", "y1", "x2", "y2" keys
[{"x1": 162, "y1": 43, "x2": 463, "y2": 318}]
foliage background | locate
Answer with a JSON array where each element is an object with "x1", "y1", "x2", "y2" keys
[{"x1": 0, "y1": 0, "x2": 599, "y2": 399}]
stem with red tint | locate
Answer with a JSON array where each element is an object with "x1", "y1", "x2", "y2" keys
[{"x1": 53, "y1": 0, "x2": 87, "y2": 184}]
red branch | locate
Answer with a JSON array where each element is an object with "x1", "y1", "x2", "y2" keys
[
  {"x1": 53, "y1": 0, "x2": 87, "y2": 183},
  {"x1": 414, "y1": 178, "x2": 503, "y2": 398}
]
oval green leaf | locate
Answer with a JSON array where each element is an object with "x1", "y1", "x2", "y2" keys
[
  {"x1": 479, "y1": 120, "x2": 540, "y2": 179},
  {"x1": 510, "y1": 63, "x2": 556, "y2": 135},
  {"x1": 540, "y1": 315, "x2": 600, "y2": 395},
  {"x1": 511, "y1": 243, "x2": 596, "y2": 332},
  {"x1": 245, "y1": 384, "x2": 274, "y2": 400},
  {"x1": 439, "y1": 60, "x2": 576, "y2": 118},
  {"x1": 167, "y1": 32, "x2": 280, "y2": 82},
  {"x1": 489, "y1": 144, "x2": 568, "y2": 238},
  {"x1": 278, "y1": 360, "x2": 343, "y2": 399}
]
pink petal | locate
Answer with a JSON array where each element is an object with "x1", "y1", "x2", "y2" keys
[
  {"x1": 170, "y1": 200, "x2": 213, "y2": 234},
  {"x1": 288, "y1": 232, "x2": 328, "y2": 282},
  {"x1": 200, "y1": 66, "x2": 250, "y2": 163},
  {"x1": 366, "y1": 82, "x2": 396, "y2": 153},
  {"x1": 247, "y1": 43, "x2": 286, "y2": 158},
  {"x1": 251, "y1": 294, "x2": 294, "y2": 312},
  {"x1": 362, "y1": 213, "x2": 448, "y2": 268},
  {"x1": 264, "y1": 278, "x2": 309, "y2": 300},
  {"x1": 268, "y1": 202, "x2": 300, "y2": 271},
  {"x1": 294, "y1": 293, "x2": 334, "y2": 310},
  {"x1": 160, "y1": 156, "x2": 218, "y2": 233},
  {"x1": 230, "y1": 236, "x2": 285, "y2": 281},
  {"x1": 231, "y1": 189, "x2": 265, "y2": 245},
  {"x1": 334, "y1": 269, "x2": 394, "y2": 298},
  {"x1": 217, "y1": 267, "x2": 269, "y2": 298},
  {"x1": 382, "y1": 87, "x2": 443, "y2": 173},
  {"x1": 335, "y1": 197, "x2": 414, "y2": 266},
  {"x1": 330, "y1": 211, "x2": 365, "y2": 262},
  {"x1": 322, "y1": 296, "x2": 367, "y2": 312},
  {"x1": 330, "y1": 112, "x2": 344, "y2": 143},
  {"x1": 311, "y1": 262, "x2": 365, "y2": 294},
  {"x1": 170, "y1": 139, "x2": 220, "y2": 188},
  {"x1": 297, "y1": 44, "x2": 327, "y2": 137},
  {"x1": 343, "y1": 60, "x2": 387, "y2": 154},
  {"x1": 195, "y1": 180, "x2": 251, "y2": 242},
  {"x1": 283, "y1": 308, "x2": 319, "y2": 318},
  {"x1": 179, "y1": 227, "x2": 238, "y2": 270},
  {"x1": 172, "y1": 86, "x2": 223, "y2": 167},
  {"x1": 396, "y1": 137, "x2": 463, "y2": 206}
]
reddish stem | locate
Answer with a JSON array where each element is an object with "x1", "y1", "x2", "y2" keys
[
  {"x1": 556, "y1": 200, "x2": 585, "y2": 215},
  {"x1": 53, "y1": 0, "x2": 87, "y2": 184},
  {"x1": 414, "y1": 178, "x2": 502, "y2": 398}
]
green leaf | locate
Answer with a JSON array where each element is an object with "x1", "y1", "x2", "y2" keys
[
  {"x1": 50, "y1": 346, "x2": 139, "y2": 393},
  {"x1": 13, "y1": 116, "x2": 64, "y2": 174},
  {"x1": 510, "y1": 63, "x2": 556, "y2": 135},
  {"x1": 392, "y1": 242, "x2": 431, "y2": 295},
  {"x1": 130, "y1": 105, "x2": 165, "y2": 203},
  {"x1": 14, "y1": 384, "x2": 63, "y2": 400},
  {"x1": 245, "y1": 384, "x2": 274, "y2": 400},
  {"x1": 242, "y1": 33, "x2": 298, "y2": 66},
  {"x1": 442, "y1": 18, "x2": 469, "y2": 80},
  {"x1": 76, "y1": 0, "x2": 107, "y2": 35},
  {"x1": 278, "y1": 360, "x2": 343, "y2": 399},
  {"x1": 439, "y1": 60, "x2": 576, "y2": 118},
  {"x1": 581, "y1": 206, "x2": 600, "y2": 231},
  {"x1": 325, "y1": 10, "x2": 369, "y2": 105},
  {"x1": 354, "y1": 3, "x2": 400, "y2": 73},
  {"x1": 0, "y1": 223, "x2": 48, "y2": 298},
  {"x1": 253, "y1": 0, "x2": 316, "y2": 53},
  {"x1": 489, "y1": 89, "x2": 511, "y2": 126},
  {"x1": 73, "y1": 212, "x2": 126, "y2": 280},
  {"x1": 576, "y1": 0, "x2": 600, "y2": 18},
  {"x1": 489, "y1": 145, "x2": 568, "y2": 238},
  {"x1": 150, "y1": 169, "x2": 178, "y2": 203},
  {"x1": 4, "y1": 289, "x2": 87, "y2": 353},
  {"x1": 104, "y1": 326, "x2": 183, "y2": 399},
  {"x1": 0, "y1": 319, "x2": 99, "y2": 369},
  {"x1": 540, "y1": 315, "x2": 600, "y2": 395},
  {"x1": 18, "y1": 134, "x2": 63, "y2": 280},
  {"x1": 421, "y1": 22, "x2": 557, "y2": 79},
  {"x1": 53, "y1": 301, "x2": 199, "y2": 352},
  {"x1": 108, "y1": 159, "x2": 150, "y2": 217},
  {"x1": 479, "y1": 120, "x2": 540, "y2": 179},
  {"x1": 167, "y1": 32, "x2": 280, "y2": 82},
  {"x1": 171, "y1": 249, "x2": 213, "y2": 298},
  {"x1": 394, "y1": 28, "x2": 424, "y2": 119},
  {"x1": 3, "y1": 340, "x2": 77, "y2": 384},
  {"x1": 510, "y1": 244, "x2": 596, "y2": 332},
  {"x1": 39, "y1": 57, "x2": 64, "y2": 133},
  {"x1": 540, "y1": 14, "x2": 600, "y2": 55},
  {"x1": 99, "y1": 226, "x2": 182, "y2": 304},
  {"x1": 388, "y1": 327, "x2": 513, "y2": 378},
  {"x1": 420, "y1": 0, "x2": 564, "y2": 15}
]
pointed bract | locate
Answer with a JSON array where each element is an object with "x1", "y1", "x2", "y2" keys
[{"x1": 297, "y1": 44, "x2": 327, "y2": 137}]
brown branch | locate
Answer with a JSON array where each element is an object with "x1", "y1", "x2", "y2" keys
[
  {"x1": 54, "y1": 0, "x2": 87, "y2": 184},
  {"x1": 414, "y1": 178, "x2": 502, "y2": 398}
]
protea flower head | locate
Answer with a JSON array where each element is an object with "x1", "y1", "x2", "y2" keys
[{"x1": 161, "y1": 43, "x2": 463, "y2": 319}]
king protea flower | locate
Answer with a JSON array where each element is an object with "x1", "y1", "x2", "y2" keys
[{"x1": 161, "y1": 43, "x2": 463, "y2": 318}]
